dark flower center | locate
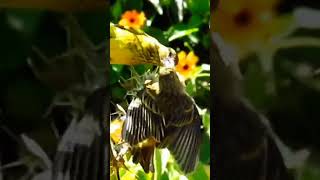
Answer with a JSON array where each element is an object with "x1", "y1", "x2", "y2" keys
[
  {"x1": 183, "y1": 65, "x2": 189, "y2": 70},
  {"x1": 129, "y1": 18, "x2": 136, "y2": 23},
  {"x1": 233, "y1": 9, "x2": 252, "y2": 27}
]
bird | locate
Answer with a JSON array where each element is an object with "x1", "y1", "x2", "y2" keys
[
  {"x1": 211, "y1": 32, "x2": 295, "y2": 180},
  {"x1": 110, "y1": 22, "x2": 178, "y2": 67},
  {"x1": 27, "y1": 15, "x2": 109, "y2": 180},
  {"x1": 121, "y1": 66, "x2": 202, "y2": 174}
]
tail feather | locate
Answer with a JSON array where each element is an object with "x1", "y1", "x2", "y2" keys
[{"x1": 131, "y1": 146, "x2": 155, "y2": 173}]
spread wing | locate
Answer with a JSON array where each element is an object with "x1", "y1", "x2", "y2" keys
[
  {"x1": 156, "y1": 92, "x2": 195, "y2": 127},
  {"x1": 122, "y1": 96, "x2": 165, "y2": 145},
  {"x1": 52, "y1": 88, "x2": 107, "y2": 180},
  {"x1": 159, "y1": 105, "x2": 202, "y2": 174},
  {"x1": 52, "y1": 113, "x2": 106, "y2": 180}
]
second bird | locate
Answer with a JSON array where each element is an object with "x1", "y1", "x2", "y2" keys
[{"x1": 122, "y1": 67, "x2": 202, "y2": 174}]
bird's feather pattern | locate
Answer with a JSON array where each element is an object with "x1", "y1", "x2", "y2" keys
[
  {"x1": 122, "y1": 69, "x2": 202, "y2": 174},
  {"x1": 122, "y1": 98, "x2": 165, "y2": 145}
]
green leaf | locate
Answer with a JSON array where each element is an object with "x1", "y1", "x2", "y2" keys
[
  {"x1": 144, "y1": 27, "x2": 168, "y2": 45},
  {"x1": 111, "y1": 86, "x2": 126, "y2": 101},
  {"x1": 111, "y1": 0, "x2": 122, "y2": 22},
  {"x1": 199, "y1": 133, "x2": 210, "y2": 164},
  {"x1": 188, "y1": 34, "x2": 199, "y2": 44},
  {"x1": 112, "y1": 64, "x2": 124, "y2": 72},
  {"x1": 160, "y1": 172, "x2": 170, "y2": 180},
  {"x1": 167, "y1": 27, "x2": 199, "y2": 42},
  {"x1": 202, "y1": 110, "x2": 210, "y2": 136},
  {"x1": 201, "y1": 64, "x2": 210, "y2": 71},
  {"x1": 188, "y1": 15, "x2": 203, "y2": 28},
  {"x1": 186, "y1": 0, "x2": 209, "y2": 15},
  {"x1": 155, "y1": 149, "x2": 171, "y2": 179},
  {"x1": 186, "y1": 80, "x2": 196, "y2": 96},
  {"x1": 136, "y1": 170, "x2": 149, "y2": 180},
  {"x1": 301, "y1": 163, "x2": 320, "y2": 180},
  {"x1": 6, "y1": 10, "x2": 43, "y2": 38},
  {"x1": 160, "y1": 0, "x2": 172, "y2": 6},
  {"x1": 201, "y1": 33, "x2": 211, "y2": 49},
  {"x1": 123, "y1": 0, "x2": 143, "y2": 11},
  {"x1": 134, "y1": 64, "x2": 153, "y2": 75},
  {"x1": 188, "y1": 163, "x2": 209, "y2": 180},
  {"x1": 110, "y1": 65, "x2": 123, "y2": 84},
  {"x1": 155, "y1": 149, "x2": 163, "y2": 180},
  {"x1": 174, "y1": 0, "x2": 184, "y2": 21}
]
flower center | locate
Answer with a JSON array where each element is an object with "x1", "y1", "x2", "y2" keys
[
  {"x1": 129, "y1": 18, "x2": 136, "y2": 23},
  {"x1": 233, "y1": 9, "x2": 252, "y2": 27},
  {"x1": 183, "y1": 64, "x2": 189, "y2": 70}
]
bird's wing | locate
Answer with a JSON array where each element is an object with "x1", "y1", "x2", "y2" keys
[
  {"x1": 122, "y1": 97, "x2": 165, "y2": 145},
  {"x1": 155, "y1": 92, "x2": 195, "y2": 127},
  {"x1": 52, "y1": 114, "x2": 106, "y2": 180},
  {"x1": 159, "y1": 106, "x2": 202, "y2": 174},
  {"x1": 52, "y1": 88, "x2": 108, "y2": 180}
]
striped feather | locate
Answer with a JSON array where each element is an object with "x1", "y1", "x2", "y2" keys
[
  {"x1": 122, "y1": 98, "x2": 165, "y2": 146},
  {"x1": 141, "y1": 91, "x2": 162, "y2": 115},
  {"x1": 163, "y1": 110, "x2": 202, "y2": 173}
]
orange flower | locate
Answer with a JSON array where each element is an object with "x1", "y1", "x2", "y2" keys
[
  {"x1": 175, "y1": 51, "x2": 199, "y2": 80},
  {"x1": 212, "y1": 0, "x2": 293, "y2": 58},
  {"x1": 118, "y1": 10, "x2": 146, "y2": 29}
]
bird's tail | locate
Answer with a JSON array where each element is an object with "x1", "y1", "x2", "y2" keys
[{"x1": 131, "y1": 145, "x2": 155, "y2": 173}]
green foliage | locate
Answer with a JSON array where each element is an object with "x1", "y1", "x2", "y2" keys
[
  {"x1": 110, "y1": 0, "x2": 210, "y2": 179},
  {"x1": 231, "y1": 5, "x2": 320, "y2": 180}
]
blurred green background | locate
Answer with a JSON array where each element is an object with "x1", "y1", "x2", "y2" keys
[
  {"x1": 0, "y1": 10, "x2": 107, "y2": 179},
  {"x1": 213, "y1": 0, "x2": 320, "y2": 179}
]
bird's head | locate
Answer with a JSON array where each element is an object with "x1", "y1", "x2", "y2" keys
[{"x1": 160, "y1": 47, "x2": 178, "y2": 68}]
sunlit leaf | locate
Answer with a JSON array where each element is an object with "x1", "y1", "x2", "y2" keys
[
  {"x1": 201, "y1": 109, "x2": 210, "y2": 136},
  {"x1": 201, "y1": 64, "x2": 210, "y2": 71},
  {"x1": 188, "y1": 163, "x2": 209, "y2": 180},
  {"x1": 167, "y1": 28, "x2": 199, "y2": 42},
  {"x1": 155, "y1": 149, "x2": 170, "y2": 179},
  {"x1": 174, "y1": 0, "x2": 184, "y2": 22},
  {"x1": 186, "y1": 0, "x2": 209, "y2": 15}
]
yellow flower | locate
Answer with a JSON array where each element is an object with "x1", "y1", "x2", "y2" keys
[
  {"x1": 175, "y1": 51, "x2": 199, "y2": 80},
  {"x1": 110, "y1": 118, "x2": 124, "y2": 144},
  {"x1": 212, "y1": 0, "x2": 293, "y2": 58},
  {"x1": 118, "y1": 10, "x2": 146, "y2": 29}
]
